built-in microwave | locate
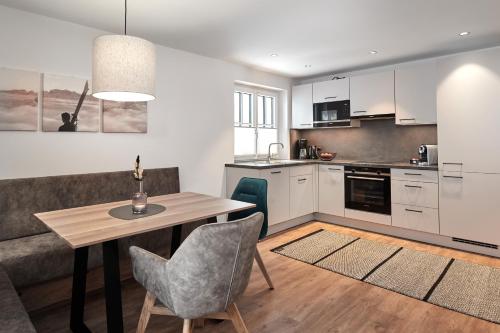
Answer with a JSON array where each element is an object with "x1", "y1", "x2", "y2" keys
[{"x1": 313, "y1": 100, "x2": 350, "y2": 127}]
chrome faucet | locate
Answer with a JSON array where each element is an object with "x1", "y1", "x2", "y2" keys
[{"x1": 267, "y1": 142, "x2": 284, "y2": 163}]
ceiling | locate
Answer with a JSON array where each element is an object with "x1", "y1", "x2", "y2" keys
[{"x1": 2, "y1": 0, "x2": 500, "y2": 78}]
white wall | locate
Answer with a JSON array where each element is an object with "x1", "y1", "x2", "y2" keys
[{"x1": 0, "y1": 6, "x2": 292, "y2": 196}]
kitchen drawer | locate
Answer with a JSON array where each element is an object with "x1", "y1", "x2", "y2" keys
[
  {"x1": 319, "y1": 164, "x2": 344, "y2": 173},
  {"x1": 391, "y1": 180, "x2": 438, "y2": 208},
  {"x1": 290, "y1": 165, "x2": 314, "y2": 177},
  {"x1": 392, "y1": 204, "x2": 439, "y2": 234},
  {"x1": 391, "y1": 168, "x2": 438, "y2": 183}
]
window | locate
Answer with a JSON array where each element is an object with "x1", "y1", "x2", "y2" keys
[{"x1": 234, "y1": 86, "x2": 279, "y2": 158}]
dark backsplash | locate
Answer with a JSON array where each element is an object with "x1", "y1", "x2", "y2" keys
[{"x1": 290, "y1": 119, "x2": 437, "y2": 162}]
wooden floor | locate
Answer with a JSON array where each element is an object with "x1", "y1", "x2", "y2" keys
[{"x1": 30, "y1": 221, "x2": 500, "y2": 333}]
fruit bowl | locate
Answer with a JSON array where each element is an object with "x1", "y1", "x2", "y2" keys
[{"x1": 319, "y1": 152, "x2": 337, "y2": 161}]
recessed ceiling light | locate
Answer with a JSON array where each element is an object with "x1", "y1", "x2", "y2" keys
[
  {"x1": 459, "y1": 31, "x2": 471, "y2": 37},
  {"x1": 370, "y1": 50, "x2": 378, "y2": 55},
  {"x1": 270, "y1": 53, "x2": 278, "y2": 57},
  {"x1": 304, "y1": 64, "x2": 312, "y2": 68}
]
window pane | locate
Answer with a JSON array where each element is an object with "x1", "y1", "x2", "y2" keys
[
  {"x1": 265, "y1": 96, "x2": 274, "y2": 127},
  {"x1": 233, "y1": 92, "x2": 240, "y2": 125},
  {"x1": 257, "y1": 95, "x2": 264, "y2": 126},
  {"x1": 241, "y1": 93, "x2": 252, "y2": 126},
  {"x1": 235, "y1": 127, "x2": 256, "y2": 156},
  {"x1": 256, "y1": 128, "x2": 279, "y2": 155}
]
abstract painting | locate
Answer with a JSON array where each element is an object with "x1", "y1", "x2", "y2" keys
[
  {"x1": 42, "y1": 74, "x2": 100, "y2": 132},
  {"x1": 102, "y1": 101, "x2": 147, "y2": 133},
  {"x1": 0, "y1": 68, "x2": 39, "y2": 131}
]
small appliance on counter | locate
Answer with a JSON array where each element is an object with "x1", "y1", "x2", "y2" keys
[
  {"x1": 418, "y1": 144, "x2": 438, "y2": 166},
  {"x1": 308, "y1": 145, "x2": 321, "y2": 159},
  {"x1": 296, "y1": 138, "x2": 308, "y2": 159}
]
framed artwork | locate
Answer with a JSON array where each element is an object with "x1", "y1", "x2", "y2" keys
[
  {"x1": 0, "y1": 67, "x2": 39, "y2": 131},
  {"x1": 42, "y1": 74, "x2": 100, "y2": 132},
  {"x1": 102, "y1": 101, "x2": 147, "y2": 133}
]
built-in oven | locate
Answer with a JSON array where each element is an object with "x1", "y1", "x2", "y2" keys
[
  {"x1": 345, "y1": 166, "x2": 391, "y2": 215},
  {"x1": 313, "y1": 100, "x2": 350, "y2": 127}
]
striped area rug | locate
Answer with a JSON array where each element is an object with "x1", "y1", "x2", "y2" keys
[{"x1": 272, "y1": 229, "x2": 500, "y2": 325}]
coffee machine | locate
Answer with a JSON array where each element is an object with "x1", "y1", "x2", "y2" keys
[
  {"x1": 418, "y1": 145, "x2": 438, "y2": 166},
  {"x1": 296, "y1": 139, "x2": 308, "y2": 159}
]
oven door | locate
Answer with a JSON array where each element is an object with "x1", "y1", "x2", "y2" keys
[{"x1": 345, "y1": 173, "x2": 391, "y2": 214}]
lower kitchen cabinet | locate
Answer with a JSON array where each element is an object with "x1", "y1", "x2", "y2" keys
[
  {"x1": 261, "y1": 168, "x2": 290, "y2": 225},
  {"x1": 392, "y1": 204, "x2": 439, "y2": 234},
  {"x1": 318, "y1": 165, "x2": 344, "y2": 216},
  {"x1": 439, "y1": 171, "x2": 500, "y2": 246},
  {"x1": 290, "y1": 174, "x2": 314, "y2": 219}
]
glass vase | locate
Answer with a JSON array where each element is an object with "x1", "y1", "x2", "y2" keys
[{"x1": 132, "y1": 180, "x2": 148, "y2": 214}]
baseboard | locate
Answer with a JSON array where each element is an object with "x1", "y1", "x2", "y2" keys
[
  {"x1": 315, "y1": 213, "x2": 500, "y2": 258},
  {"x1": 268, "y1": 214, "x2": 314, "y2": 235}
]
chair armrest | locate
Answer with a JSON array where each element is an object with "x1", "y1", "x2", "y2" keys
[{"x1": 129, "y1": 246, "x2": 169, "y2": 295}]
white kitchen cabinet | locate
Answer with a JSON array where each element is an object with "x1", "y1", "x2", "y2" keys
[
  {"x1": 392, "y1": 204, "x2": 439, "y2": 234},
  {"x1": 292, "y1": 83, "x2": 313, "y2": 129},
  {"x1": 290, "y1": 174, "x2": 314, "y2": 219},
  {"x1": 260, "y1": 168, "x2": 291, "y2": 225},
  {"x1": 392, "y1": 180, "x2": 438, "y2": 209},
  {"x1": 350, "y1": 70, "x2": 395, "y2": 117},
  {"x1": 395, "y1": 60, "x2": 437, "y2": 125},
  {"x1": 312, "y1": 78, "x2": 349, "y2": 103},
  {"x1": 318, "y1": 165, "x2": 344, "y2": 216},
  {"x1": 437, "y1": 47, "x2": 500, "y2": 174},
  {"x1": 439, "y1": 171, "x2": 500, "y2": 246}
]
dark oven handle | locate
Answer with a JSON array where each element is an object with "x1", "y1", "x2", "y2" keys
[{"x1": 346, "y1": 175, "x2": 385, "y2": 182}]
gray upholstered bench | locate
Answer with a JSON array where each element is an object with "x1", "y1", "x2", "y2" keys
[
  {"x1": 0, "y1": 168, "x2": 181, "y2": 309},
  {"x1": 0, "y1": 265, "x2": 36, "y2": 333}
]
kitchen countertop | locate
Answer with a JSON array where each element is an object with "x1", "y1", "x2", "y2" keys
[{"x1": 225, "y1": 159, "x2": 439, "y2": 171}]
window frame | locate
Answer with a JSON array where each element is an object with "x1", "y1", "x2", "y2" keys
[{"x1": 234, "y1": 84, "x2": 280, "y2": 161}]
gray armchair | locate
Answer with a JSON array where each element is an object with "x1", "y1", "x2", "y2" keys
[{"x1": 130, "y1": 212, "x2": 264, "y2": 333}]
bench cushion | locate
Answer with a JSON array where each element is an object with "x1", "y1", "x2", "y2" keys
[
  {"x1": 0, "y1": 228, "x2": 172, "y2": 288},
  {"x1": 0, "y1": 266, "x2": 36, "y2": 333},
  {"x1": 0, "y1": 168, "x2": 180, "y2": 241},
  {"x1": 0, "y1": 233, "x2": 103, "y2": 288}
]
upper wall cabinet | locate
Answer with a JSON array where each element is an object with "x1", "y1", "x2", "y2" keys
[
  {"x1": 350, "y1": 70, "x2": 395, "y2": 117},
  {"x1": 395, "y1": 61, "x2": 437, "y2": 125},
  {"x1": 291, "y1": 83, "x2": 313, "y2": 129},
  {"x1": 312, "y1": 78, "x2": 349, "y2": 103},
  {"x1": 437, "y1": 47, "x2": 500, "y2": 173}
]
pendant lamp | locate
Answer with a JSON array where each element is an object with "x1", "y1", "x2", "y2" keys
[{"x1": 92, "y1": 0, "x2": 156, "y2": 102}]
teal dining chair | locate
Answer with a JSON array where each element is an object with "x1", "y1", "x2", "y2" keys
[{"x1": 228, "y1": 177, "x2": 274, "y2": 290}]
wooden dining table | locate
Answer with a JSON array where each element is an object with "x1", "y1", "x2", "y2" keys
[{"x1": 34, "y1": 192, "x2": 256, "y2": 333}]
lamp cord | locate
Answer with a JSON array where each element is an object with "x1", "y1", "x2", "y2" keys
[{"x1": 124, "y1": 0, "x2": 127, "y2": 35}]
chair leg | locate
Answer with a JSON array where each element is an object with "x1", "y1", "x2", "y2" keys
[
  {"x1": 183, "y1": 319, "x2": 193, "y2": 333},
  {"x1": 227, "y1": 303, "x2": 249, "y2": 333},
  {"x1": 254, "y1": 249, "x2": 274, "y2": 290},
  {"x1": 136, "y1": 291, "x2": 156, "y2": 333}
]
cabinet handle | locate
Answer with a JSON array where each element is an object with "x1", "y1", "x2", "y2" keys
[
  {"x1": 443, "y1": 175, "x2": 463, "y2": 179},
  {"x1": 404, "y1": 173, "x2": 422, "y2": 176},
  {"x1": 300, "y1": 123, "x2": 312, "y2": 126},
  {"x1": 404, "y1": 185, "x2": 422, "y2": 189},
  {"x1": 270, "y1": 171, "x2": 282, "y2": 174},
  {"x1": 298, "y1": 178, "x2": 307, "y2": 182},
  {"x1": 405, "y1": 208, "x2": 423, "y2": 213},
  {"x1": 324, "y1": 96, "x2": 337, "y2": 99},
  {"x1": 442, "y1": 162, "x2": 463, "y2": 165},
  {"x1": 353, "y1": 111, "x2": 367, "y2": 113},
  {"x1": 328, "y1": 168, "x2": 342, "y2": 171},
  {"x1": 400, "y1": 118, "x2": 416, "y2": 121}
]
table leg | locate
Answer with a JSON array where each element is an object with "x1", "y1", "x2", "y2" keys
[
  {"x1": 102, "y1": 240, "x2": 124, "y2": 333},
  {"x1": 70, "y1": 246, "x2": 91, "y2": 333},
  {"x1": 170, "y1": 224, "x2": 182, "y2": 257}
]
